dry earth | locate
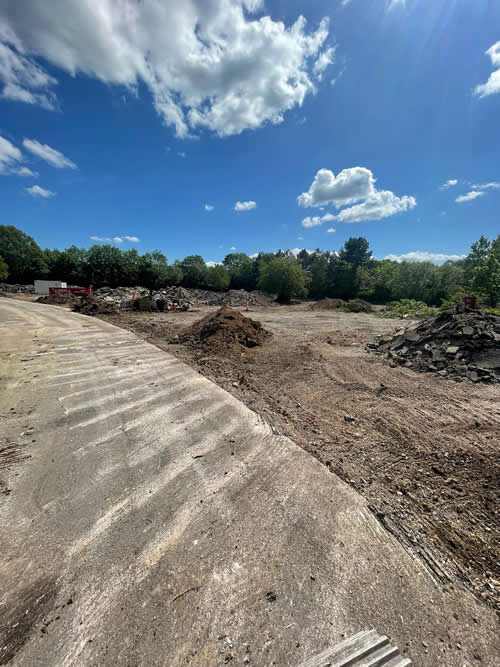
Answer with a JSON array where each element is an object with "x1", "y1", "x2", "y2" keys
[{"x1": 100, "y1": 304, "x2": 500, "y2": 614}]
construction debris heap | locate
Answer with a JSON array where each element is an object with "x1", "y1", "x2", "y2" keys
[{"x1": 368, "y1": 304, "x2": 500, "y2": 383}]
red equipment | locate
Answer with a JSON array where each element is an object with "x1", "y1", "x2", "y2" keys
[
  {"x1": 462, "y1": 296, "x2": 476, "y2": 309},
  {"x1": 49, "y1": 285, "x2": 93, "y2": 296}
]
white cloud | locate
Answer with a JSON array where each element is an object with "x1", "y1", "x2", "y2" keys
[
  {"x1": 301, "y1": 212, "x2": 335, "y2": 228},
  {"x1": 90, "y1": 235, "x2": 138, "y2": 243},
  {"x1": 178, "y1": 152, "x2": 186, "y2": 158},
  {"x1": 297, "y1": 235, "x2": 304, "y2": 240},
  {"x1": 388, "y1": 0, "x2": 406, "y2": 7},
  {"x1": 474, "y1": 42, "x2": 500, "y2": 98},
  {"x1": 471, "y1": 182, "x2": 500, "y2": 190},
  {"x1": 229, "y1": 246, "x2": 237, "y2": 251},
  {"x1": 0, "y1": 43, "x2": 57, "y2": 109},
  {"x1": 22, "y1": 139, "x2": 77, "y2": 169},
  {"x1": 234, "y1": 200, "x2": 256, "y2": 211},
  {"x1": 113, "y1": 237, "x2": 123, "y2": 244},
  {"x1": 0, "y1": 1, "x2": 332, "y2": 138},
  {"x1": 298, "y1": 167, "x2": 375, "y2": 208},
  {"x1": 0, "y1": 134, "x2": 22, "y2": 173},
  {"x1": 204, "y1": 204, "x2": 214, "y2": 211},
  {"x1": 206, "y1": 261, "x2": 221, "y2": 267},
  {"x1": 456, "y1": 190, "x2": 486, "y2": 203},
  {"x1": 327, "y1": 227, "x2": 335, "y2": 233},
  {"x1": 441, "y1": 178, "x2": 458, "y2": 189},
  {"x1": 335, "y1": 190, "x2": 416, "y2": 223},
  {"x1": 15, "y1": 166, "x2": 38, "y2": 177},
  {"x1": 26, "y1": 184, "x2": 55, "y2": 198},
  {"x1": 313, "y1": 47, "x2": 335, "y2": 81},
  {"x1": 298, "y1": 166, "x2": 416, "y2": 223},
  {"x1": 124, "y1": 235, "x2": 140, "y2": 242},
  {"x1": 384, "y1": 251, "x2": 466, "y2": 264}
]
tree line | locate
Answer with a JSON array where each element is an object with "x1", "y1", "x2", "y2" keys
[{"x1": 0, "y1": 225, "x2": 498, "y2": 306}]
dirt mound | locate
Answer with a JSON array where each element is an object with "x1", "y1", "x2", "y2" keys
[
  {"x1": 310, "y1": 298, "x2": 373, "y2": 313},
  {"x1": 73, "y1": 295, "x2": 119, "y2": 316},
  {"x1": 368, "y1": 304, "x2": 500, "y2": 383},
  {"x1": 181, "y1": 306, "x2": 271, "y2": 350},
  {"x1": 37, "y1": 293, "x2": 80, "y2": 307},
  {"x1": 310, "y1": 298, "x2": 346, "y2": 311}
]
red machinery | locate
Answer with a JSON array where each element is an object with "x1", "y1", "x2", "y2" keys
[
  {"x1": 49, "y1": 285, "x2": 93, "y2": 296},
  {"x1": 462, "y1": 296, "x2": 476, "y2": 309}
]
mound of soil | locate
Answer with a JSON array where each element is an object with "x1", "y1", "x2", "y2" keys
[
  {"x1": 368, "y1": 304, "x2": 500, "y2": 383},
  {"x1": 37, "y1": 293, "x2": 80, "y2": 307},
  {"x1": 343, "y1": 298, "x2": 373, "y2": 313},
  {"x1": 181, "y1": 306, "x2": 271, "y2": 350},
  {"x1": 310, "y1": 298, "x2": 346, "y2": 311},
  {"x1": 73, "y1": 295, "x2": 119, "y2": 316},
  {"x1": 310, "y1": 298, "x2": 373, "y2": 313}
]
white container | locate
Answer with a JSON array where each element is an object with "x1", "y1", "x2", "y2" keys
[{"x1": 34, "y1": 280, "x2": 67, "y2": 295}]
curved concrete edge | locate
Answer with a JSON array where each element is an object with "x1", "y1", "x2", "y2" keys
[{"x1": 0, "y1": 298, "x2": 498, "y2": 666}]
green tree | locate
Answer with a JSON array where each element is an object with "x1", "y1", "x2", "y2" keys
[
  {"x1": 0, "y1": 255, "x2": 8, "y2": 281},
  {"x1": 257, "y1": 257, "x2": 309, "y2": 302},
  {"x1": 138, "y1": 251, "x2": 169, "y2": 288},
  {"x1": 205, "y1": 265, "x2": 231, "y2": 291},
  {"x1": 471, "y1": 248, "x2": 500, "y2": 306},
  {"x1": 463, "y1": 235, "x2": 491, "y2": 284},
  {"x1": 0, "y1": 225, "x2": 48, "y2": 283},
  {"x1": 177, "y1": 255, "x2": 208, "y2": 288},
  {"x1": 338, "y1": 237, "x2": 373, "y2": 268},
  {"x1": 222, "y1": 253, "x2": 255, "y2": 290},
  {"x1": 309, "y1": 254, "x2": 329, "y2": 298}
]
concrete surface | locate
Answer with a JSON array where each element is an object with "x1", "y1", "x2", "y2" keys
[{"x1": 0, "y1": 298, "x2": 498, "y2": 666}]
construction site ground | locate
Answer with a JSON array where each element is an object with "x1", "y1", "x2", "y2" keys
[{"x1": 101, "y1": 303, "x2": 500, "y2": 615}]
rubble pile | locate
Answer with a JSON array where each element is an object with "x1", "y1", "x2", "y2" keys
[
  {"x1": 94, "y1": 286, "x2": 275, "y2": 310},
  {"x1": 368, "y1": 304, "x2": 500, "y2": 383},
  {"x1": 0, "y1": 283, "x2": 34, "y2": 294},
  {"x1": 73, "y1": 295, "x2": 119, "y2": 316},
  {"x1": 181, "y1": 306, "x2": 271, "y2": 351}
]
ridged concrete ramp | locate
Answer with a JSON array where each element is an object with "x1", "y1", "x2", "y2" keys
[{"x1": 0, "y1": 298, "x2": 497, "y2": 666}]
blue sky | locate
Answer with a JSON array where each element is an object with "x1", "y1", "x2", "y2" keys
[{"x1": 0, "y1": 0, "x2": 499, "y2": 265}]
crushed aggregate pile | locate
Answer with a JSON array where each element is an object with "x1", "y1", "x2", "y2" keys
[
  {"x1": 180, "y1": 305, "x2": 271, "y2": 351},
  {"x1": 368, "y1": 304, "x2": 500, "y2": 383}
]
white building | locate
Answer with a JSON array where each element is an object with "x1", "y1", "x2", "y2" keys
[{"x1": 34, "y1": 280, "x2": 67, "y2": 295}]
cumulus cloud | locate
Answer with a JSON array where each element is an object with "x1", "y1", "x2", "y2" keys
[
  {"x1": 0, "y1": 1, "x2": 332, "y2": 138},
  {"x1": 204, "y1": 204, "x2": 214, "y2": 211},
  {"x1": 298, "y1": 166, "x2": 416, "y2": 223},
  {"x1": 456, "y1": 190, "x2": 486, "y2": 203},
  {"x1": 335, "y1": 190, "x2": 416, "y2": 223},
  {"x1": 441, "y1": 179, "x2": 458, "y2": 189},
  {"x1": 15, "y1": 166, "x2": 38, "y2": 177},
  {"x1": 384, "y1": 251, "x2": 466, "y2": 264},
  {"x1": 327, "y1": 227, "x2": 335, "y2": 233},
  {"x1": 26, "y1": 184, "x2": 55, "y2": 198},
  {"x1": 234, "y1": 200, "x2": 256, "y2": 211},
  {"x1": 90, "y1": 235, "x2": 139, "y2": 243},
  {"x1": 474, "y1": 42, "x2": 500, "y2": 98},
  {"x1": 22, "y1": 139, "x2": 77, "y2": 169},
  {"x1": 206, "y1": 261, "x2": 221, "y2": 267},
  {"x1": 302, "y1": 212, "x2": 335, "y2": 228}
]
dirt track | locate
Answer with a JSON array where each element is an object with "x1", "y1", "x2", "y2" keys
[{"x1": 104, "y1": 304, "x2": 500, "y2": 614}]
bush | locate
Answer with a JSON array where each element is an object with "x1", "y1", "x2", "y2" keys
[
  {"x1": 379, "y1": 299, "x2": 438, "y2": 319},
  {"x1": 343, "y1": 298, "x2": 373, "y2": 313}
]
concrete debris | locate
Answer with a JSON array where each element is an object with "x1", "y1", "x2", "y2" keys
[
  {"x1": 73, "y1": 295, "x2": 119, "y2": 316},
  {"x1": 367, "y1": 304, "x2": 500, "y2": 383},
  {"x1": 94, "y1": 286, "x2": 275, "y2": 310},
  {"x1": 0, "y1": 283, "x2": 34, "y2": 294},
  {"x1": 36, "y1": 293, "x2": 80, "y2": 306}
]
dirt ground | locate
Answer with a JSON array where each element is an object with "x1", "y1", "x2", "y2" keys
[{"x1": 92, "y1": 303, "x2": 500, "y2": 615}]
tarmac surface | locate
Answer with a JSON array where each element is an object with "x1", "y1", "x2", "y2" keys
[{"x1": 0, "y1": 298, "x2": 498, "y2": 666}]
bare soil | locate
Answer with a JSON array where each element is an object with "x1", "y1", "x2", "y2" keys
[{"x1": 82, "y1": 305, "x2": 500, "y2": 612}]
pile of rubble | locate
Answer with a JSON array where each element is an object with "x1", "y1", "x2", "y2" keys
[
  {"x1": 180, "y1": 306, "x2": 271, "y2": 351},
  {"x1": 94, "y1": 286, "x2": 275, "y2": 310},
  {"x1": 368, "y1": 304, "x2": 500, "y2": 383},
  {"x1": 0, "y1": 283, "x2": 34, "y2": 294},
  {"x1": 37, "y1": 293, "x2": 80, "y2": 307}
]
